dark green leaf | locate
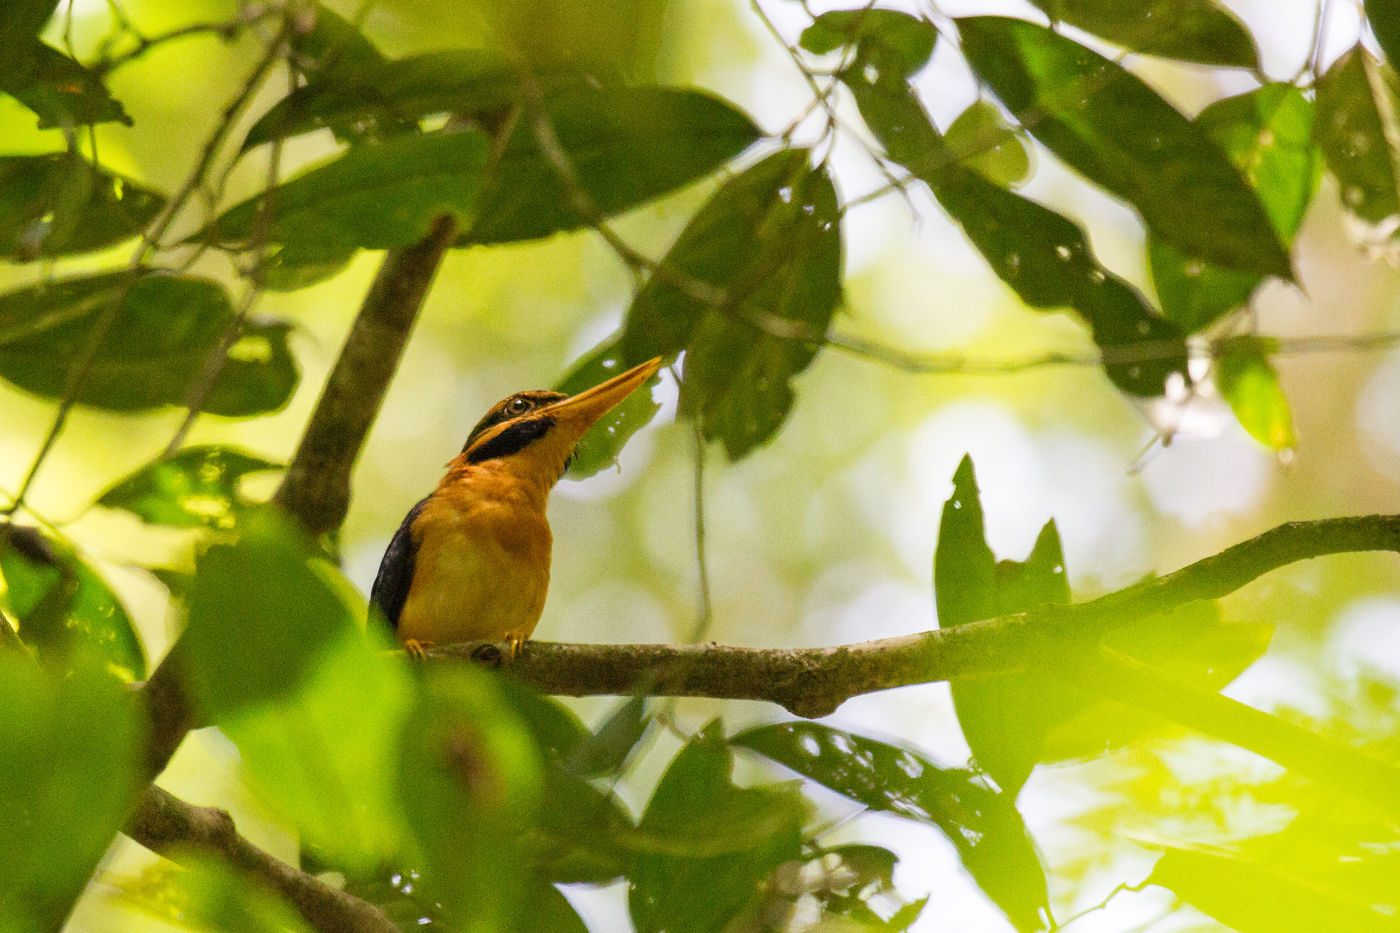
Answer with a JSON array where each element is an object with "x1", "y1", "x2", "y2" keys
[
  {"x1": 211, "y1": 129, "x2": 489, "y2": 252},
  {"x1": 565, "y1": 693, "x2": 650, "y2": 777},
  {"x1": 531, "y1": 765, "x2": 636, "y2": 883},
  {"x1": 495, "y1": 677, "x2": 593, "y2": 757},
  {"x1": 1149, "y1": 845, "x2": 1400, "y2": 933},
  {"x1": 1315, "y1": 46, "x2": 1400, "y2": 228},
  {"x1": 97, "y1": 445, "x2": 282, "y2": 529},
  {"x1": 0, "y1": 40, "x2": 131, "y2": 128},
  {"x1": 935, "y1": 456, "x2": 1074, "y2": 798},
  {"x1": 958, "y1": 16, "x2": 1290, "y2": 278},
  {"x1": 0, "y1": 654, "x2": 143, "y2": 930},
  {"x1": 945, "y1": 100, "x2": 1033, "y2": 187},
  {"x1": 558, "y1": 335, "x2": 662, "y2": 479},
  {"x1": 630, "y1": 724, "x2": 806, "y2": 933},
  {"x1": 622, "y1": 149, "x2": 842, "y2": 458},
  {"x1": 800, "y1": 9, "x2": 938, "y2": 78},
  {"x1": 1151, "y1": 84, "x2": 1318, "y2": 332},
  {"x1": 0, "y1": 523, "x2": 145, "y2": 680},
  {"x1": 0, "y1": 153, "x2": 164, "y2": 261},
  {"x1": 841, "y1": 55, "x2": 1186, "y2": 396},
  {"x1": 1027, "y1": 0, "x2": 1257, "y2": 67},
  {"x1": 470, "y1": 86, "x2": 762, "y2": 244},
  {"x1": 1216, "y1": 337, "x2": 1296, "y2": 450},
  {"x1": 513, "y1": 881, "x2": 589, "y2": 933},
  {"x1": 0, "y1": 270, "x2": 297, "y2": 415},
  {"x1": 181, "y1": 507, "x2": 357, "y2": 720},
  {"x1": 1367, "y1": 0, "x2": 1400, "y2": 71},
  {"x1": 0, "y1": 0, "x2": 60, "y2": 40},
  {"x1": 289, "y1": 4, "x2": 385, "y2": 79},
  {"x1": 256, "y1": 239, "x2": 359, "y2": 292},
  {"x1": 733, "y1": 721, "x2": 1050, "y2": 933}
]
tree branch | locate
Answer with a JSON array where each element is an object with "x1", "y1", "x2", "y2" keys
[{"x1": 125, "y1": 786, "x2": 397, "y2": 933}]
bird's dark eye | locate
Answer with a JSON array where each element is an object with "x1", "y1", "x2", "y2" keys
[{"x1": 506, "y1": 397, "x2": 533, "y2": 415}]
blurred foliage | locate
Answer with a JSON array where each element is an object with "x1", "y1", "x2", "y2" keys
[{"x1": 1, "y1": 1, "x2": 1399, "y2": 932}]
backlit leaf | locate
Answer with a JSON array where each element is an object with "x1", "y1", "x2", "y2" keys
[
  {"x1": 0, "y1": 153, "x2": 165, "y2": 261},
  {"x1": 1315, "y1": 46, "x2": 1400, "y2": 231},
  {"x1": 0, "y1": 40, "x2": 130, "y2": 128},
  {"x1": 558, "y1": 335, "x2": 662, "y2": 479},
  {"x1": 958, "y1": 16, "x2": 1290, "y2": 279},
  {"x1": 97, "y1": 445, "x2": 282, "y2": 530},
  {"x1": 0, "y1": 0, "x2": 60, "y2": 40},
  {"x1": 1367, "y1": 0, "x2": 1400, "y2": 72},
  {"x1": 945, "y1": 100, "x2": 1033, "y2": 188},
  {"x1": 1216, "y1": 338, "x2": 1296, "y2": 450},
  {"x1": 800, "y1": 9, "x2": 938, "y2": 78},
  {"x1": 114, "y1": 855, "x2": 313, "y2": 933},
  {"x1": 1027, "y1": 0, "x2": 1257, "y2": 67}
]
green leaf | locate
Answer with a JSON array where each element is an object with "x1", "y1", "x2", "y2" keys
[
  {"x1": 1151, "y1": 84, "x2": 1319, "y2": 332},
  {"x1": 1027, "y1": 0, "x2": 1257, "y2": 67},
  {"x1": 1216, "y1": 337, "x2": 1296, "y2": 450},
  {"x1": 210, "y1": 128, "x2": 489, "y2": 253},
  {"x1": 0, "y1": 270, "x2": 298, "y2": 415},
  {"x1": 470, "y1": 86, "x2": 762, "y2": 245},
  {"x1": 557, "y1": 335, "x2": 662, "y2": 479},
  {"x1": 0, "y1": 153, "x2": 164, "y2": 261},
  {"x1": 0, "y1": 523, "x2": 145, "y2": 680},
  {"x1": 564, "y1": 692, "x2": 650, "y2": 777},
  {"x1": 97, "y1": 445, "x2": 281, "y2": 530},
  {"x1": 289, "y1": 4, "x2": 385, "y2": 80},
  {"x1": 935, "y1": 456, "x2": 1075, "y2": 798},
  {"x1": 0, "y1": 0, "x2": 60, "y2": 40},
  {"x1": 115, "y1": 855, "x2": 313, "y2": 933},
  {"x1": 622, "y1": 149, "x2": 842, "y2": 458},
  {"x1": 181, "y1": 507, "x2": 357, "y2": 720},
  {"x1": 531, "y1": 765, "x2": 636, "y2": 883},
  {"x1": 630, "y1": 724, "x2": 806, "y2": 933},
  {"x1": 0, "y1": 40, "x2": 131, "y2": 128},
  {"x1": 800, "y1": 9, "x2": 938, "y2": 78},
  {"x1": 958, "y1": 16, "x2": 1290, "y2": 279},
  {"x1": 944, "y1": 100, "x2": 1033, "y2": 188},
  {"x1": 1315, "y1": 46, "x2": 1400, "y2": 229},
  {"x1": 1149, "y1": 845, "x2": 1400, "y2": 933},
  {"x1": 1367, "y1": 0, "x2": 1400, "y2": 71},
  {"x1": 0, "y1": 654, "x2": 143, "y2": 930},
  {"x1": 732, "y1": 721, "x2": 1050, "y2": 933},
  {"x1": 840, "y1": 54, "x2": 1187, "y2": 396}
]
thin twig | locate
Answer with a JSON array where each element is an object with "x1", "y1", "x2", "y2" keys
[{"x1": 686, "y1": 419, "x2": 714, "y2": 644}]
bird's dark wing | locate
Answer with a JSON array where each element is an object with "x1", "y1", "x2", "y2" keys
[{"x1": 369, "y1": 497, "x2": 428, "y2": 631}]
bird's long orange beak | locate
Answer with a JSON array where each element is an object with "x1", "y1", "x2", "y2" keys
[{"x1": 542, "y1": 357, "x2": 662, "y2": 434}]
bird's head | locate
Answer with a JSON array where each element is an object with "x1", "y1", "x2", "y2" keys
[{"x1": 454, "y1": 357, "x2": 662, "y2": 486}]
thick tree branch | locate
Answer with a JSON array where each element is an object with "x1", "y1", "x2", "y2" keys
[{"x1": 125, "y1": 787, "x2": 397, "y2": 933}]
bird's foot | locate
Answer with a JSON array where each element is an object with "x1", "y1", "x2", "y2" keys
[
  {"x1": 403, "y1": 639, "x2": 434, "y2": 660},
  {"x1": 504, "y1": 632, "x2": 528, "y2": 663}
]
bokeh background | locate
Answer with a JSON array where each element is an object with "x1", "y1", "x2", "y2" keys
[{"x1": 3, "y1": 0, "x2": 1398, "y2": 929}]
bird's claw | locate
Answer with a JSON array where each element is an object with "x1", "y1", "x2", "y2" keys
[
  {"x1": 504, "y1": 632, "x2": 527, "y2": 663},
  {"x1": 403, "y1": 639, "x2": 434, "y2": 660}
]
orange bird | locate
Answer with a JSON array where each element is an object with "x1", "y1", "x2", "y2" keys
[{"x1": 370, "y1": 357, "x2": 661, "y2": 658}]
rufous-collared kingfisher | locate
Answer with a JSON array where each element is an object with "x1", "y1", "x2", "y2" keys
[{"x1": 370, "y1": 357, "x2": 662, "y2": 658}]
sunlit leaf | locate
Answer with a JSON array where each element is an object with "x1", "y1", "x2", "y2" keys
[
  {"x1": 114, "y1": 855, "x2": 313, "y2": 933},
  {"x1": 1216, "y1": 337, "x2": 1296, "y2": 450},
  {"x1": 97, "y1": 445, "x2": 281, "y2": 530},
  {"x1": 840, "y1": 64, "x2": 1186, "y2": 395},
  {"x1": 630, "y1": 724, "x2": 806, "y2": 933},
  {"x1": 935, "y1": 455, "x2": 1074, "y2": 798},
  {"x1": 1367, "y1": 0, "x2": 1400, "y2": 72},
  {"x1": 1027, "y1": 0, "x2": 1257, "y2": 67},
  {"x1": 1315, "y1": 46, "x2": 1400, "y2": 230},
  {"x1": 470, "y1": 86, "x2": 762, "y2": 245},
  {"x1": 733, "y1": 721, "x2": 1050, "y2": 933},
  {"x1": 1151, "y1": 84, "x2": 1319, "y2": 332},
  {"x1": 0, "y1": 153, "x2": 165, "y2": 261},
  {"x1": 211, "y1": 128, "x2": 489, "y2": 252},
  {"x1": 958, "y1": 16, "x2": 1290, "y2": 279},
  {"x1": 0, "y1": 654, "x2": 143, "y2": 930},
  {"x1": 623, "y1": 149, "x2": 842, "y2": 458},
  {"x1": 799, "y1": 9, "x2": 938, "y2": 78},
  {"x1": 0, "y1": 40, "x2": 131, "y2": 128},
  {"x1": 558, "y1": 336, "x2": 662, "y2": 479},
  {"x1": 0, "y1": 270, "x2": 297, "y2": 415},
  {"x1": 945, "y1": 100, "x2": 1033, "y2": 188},
  {"x1": 0, "y1": 522, "x2": 145, "y2": 680}
]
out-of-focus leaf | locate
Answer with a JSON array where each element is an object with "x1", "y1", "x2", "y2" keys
[
  {"x1": 799, "y1": 9, "x2": 938, "y2": 77},
  {"x1": 470, "y1": 86, "x2": 762, "y2": 245},
  {"x1": 945, "y1": 100, "x2": 1032, "y2": 188},
  {"x1": 256, "y1": 239, "x2": 359, "y2": 292},
  {"x1": 1152, "y1": 84, "x2": 1318, "y2": 332},
  {"x1": 1149, "y1": 844, "x2": 1400, "y2": 933},
  {"x1": 0, "y1": 270, "x2": 297, "y2": 415},
  {"x1": 531, "y1": 765, "x2": 636, "y2": 883},
  {"x1": 210, "y1": 128, "x2": 489, "y2": 253},
  {"x1": 0, "y1": 153, "x2": 165, "y2": 261},
  {"x1": 733, "y1": 721, "x2": 1050, "y2": 933},
  {"x1": 0, "y1": 654, "x2": 143, "y2": 930},
  {"x1": 565, "y1": 693, "x2": 650, "y2": 777},
  {"x1": 958, "y1": 16, "x2": 1290, "y2": 279},
  {"x1": 515, "y1": 881, "x2": 589, "y2": 933},
  {"x1": 289, "y1": 4, "x2": 385, "y2": 79},
  {"x1": 630, "y1": 724, "x2": 806, "y2": 933},
  {"x1": 1367, "y1": 0, "x2": 1400, "y2": 71},
  {"x1": 558, "y1": 336, "x2": 662, "y2": 479},
  {"x1": 622, "y1": 149, "x2": 842, "y2": 458},
  {"x1": 774, "y1": 845, "x2": 926, "y2": 929},
  {"x1": 0, "y1": 523, "x2": 145, "y2": 680},
  {"x1": 1216, "y1": 337, "x2": 1296, "y2": 450},
  {"x1": 181, "y1": 507, "x2": 356, "y2": 720},
  {"x1": 495, "y1": 677, "x2": 593, "y2": 756},
  {"x1": 0, "y1": 40, "x2": 131, "y2": 128},
  {"x1": 935, "y1": 455, "x2": 1075, "y2": 798},
  {"x1": 1315, "y1": 46, "x2": 1400, "y2": 230},
  {"x1": 1027, "y1": 0, "x2": 1257, "y2": 67},
  {"x1": 840, "y1": 64, "x2": 1186, "y2": 396},
  {"x1": 0, "y1": 0, "x2": 59, "y2": 40},
  {"x1": 114, "y1": 855, "x2": 313, "y2": 933},
  {"x1": 97, "y1": 445, "x2": 281, "y2": 530},
  {"x1": 397, "y1": 665, "x2": 542, "y2": 928}
]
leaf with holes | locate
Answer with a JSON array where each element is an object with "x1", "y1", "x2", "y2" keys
[
  {"x1": 97, "y1": 445, "x2": 283, "y2": 530},
  {"x1": 1026, "y1": 0, "x2": 1257, "y2": 67},
  {"x1": 557, "y1": 335, "x2": 661, "y2": 479},
  {"x1": 0, "y1": 154, "x2": 165, "y2": 261},
  {"x1": 1315, "y1": 46, "x2": 1400, "y2": 233}
]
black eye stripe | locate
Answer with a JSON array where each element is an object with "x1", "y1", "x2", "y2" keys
[{"x1": 465, "y1": 416, "x2": 555, "y2": 463}]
